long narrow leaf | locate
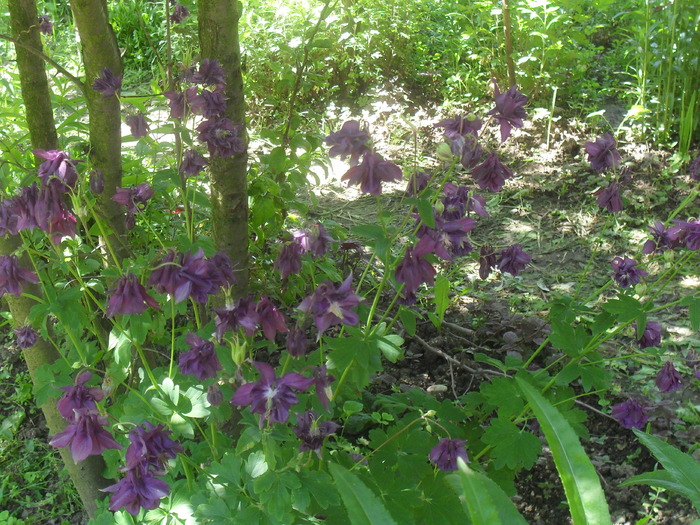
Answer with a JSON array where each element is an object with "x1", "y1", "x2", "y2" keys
[
  {"x1": 631, "y1": 429, "x2": 700, "y2": 512},
  {"x1": 516, "y1": 376, "x2": 612, "y2": 525},
  {"x1": 329, "y1": 463, "x2": 397, "y2": 525},
  {"x1": 447, "y1": 458, "x2": 528, "y2": 525},
  {"x1": 621, "y1": 470, "x2": 700, "y2": 506}
]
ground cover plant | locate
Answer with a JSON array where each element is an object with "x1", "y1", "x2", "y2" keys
[{"x1": 0, "y1": 0, "x2": 699, "y2": 524}]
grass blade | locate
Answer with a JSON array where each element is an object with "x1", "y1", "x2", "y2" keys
[
  {"x1": 516, "y1": 376, "x2": 612, "y2": 525},
  {"x1": 447, "y1": 458, "x2": 528, "y2": 525},
  {"x1": 328, "y1": 463, "x2": 397, "y2": 525}
]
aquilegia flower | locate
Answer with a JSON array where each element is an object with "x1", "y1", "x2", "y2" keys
[
  {"x1": 49, "y1": 409, "x2": 122, "y2": 462},
  {"x1": 126, "y1": 114, "x2": 150, "y2": 139},
  {"x1": 187, "y1": 86, "x2": 227, "y2": 119},
  {"x1": 611, "y1": 399, "x2": 647, "y2": 429},
  {"x1": 274, "y1": 241, "x2": 304, "y2": 279},
  {"x1": 325, "y1": 120, "x2": 372, "y2": 166},
  {"x1": 256, "y1": 296, "x2": 288, "y2": 341},
  {"x1": 92, "y1": 67, "x2": 122, "y2": 98},
  {"x1": 642, "y1": 221, "x2": 681, "y2": 254},
  {"x1": 106, "y1": 273, "x2": 160, "y2": 318},
  {"x1": 395, "y1": 237, "x2": 436, "y2": 295},
  {"x1": 585, "y1": 134, "x2": 620, "y2": 172},
  {"x1": 674, "y1": 218, "x2": 700, "y2": 250},
  {"x1": 37, "y1": 15, "x2": 53, "y2": 34},
  {"x1": 496, "y1": 244, "x2": 531, "y2": 276},
  {"x1": 163, "y1": 88, "x2": 193, "y2": 119},
  {"x1": 294, "y1": 410, "x2": 339, "y2": 457},
  {"x1": 610, "y1": 257, "x2": 647, "y2": 288},
  {"x1": 341, "y1": 152, "x2": 402, "y2": 196},
  {"x1": 479, "y1": 244, "x2": 497, "y2": 280},
  {"x1": 689, "y1": 155, "x2": 700, "y2": 181},
  {"x1": 310, "y1": 365, "x2": 335, "y2": 411},
  {"x1": 487, "y1": 82, "x2": 528, "y2": 142},
  {"x1": 286, "y1": 326, "x2": 309, "y2": 358},
  {"x1": 405, "y1": 171, "x2": 431, "y2": 196},
  {"x1": 656, "y1": 361, "x2": 681, "y2": 393},
  {"x1": 214, "y1": 298, "x2": 259, "y2": 341},
  {"x1": 170, "y1": 3, "x2": 190, "y2": 23},
  {"x1": 179, "y1": 149, "x2": 208, "y2": 177},
  {"x1": 298, "y1": 274, "x2": 363, "y2": 334},
  {"x1": 429, "y1": 438, "x2": 469, "y2": 472},
  {"x1": 113, "y1": 183, "x2": 154, "y2": 215},
  {"x1": 14, "y1": 326, "x2": 38, "y2": 349},
  {"x1": 191, "y1": 59, "x2": 226, "y2": 86},
  {"x1": 637, "y1": 321, "x2": 662, "y2": 349},
  {"x1": 56, "y1": 371, "x2": 105, "y2": 422},
  {"x1": 207, "y1": 384, "x2": 224, "y2": 406},
  {"x1": 417, "y1": 215, "x2": 476, "y2": 261},
  {"x1": 595, "y1": 182, "x2": 623, "y2": 213},
  {"x1": 231, "y1": 361, "x2": 314, "y2": 427},
  {"x1": 472, "y1": 152, "x2": 512, "y2": 193},
  {"x1": 197, "y1": 118, "x2": 245, "y2": 158},
  {"x1": 104, "y1": 463, "x2": 170, "y2": 515},
  {"x1": 178, "y1": 333, "x2": 222, "y2": 381},
  {"x1": 434, "y1": 114, "x2": 482, "y2": 139},
  {"x1": 125, "y1": 422, "x2": 183, "y2": 473},
  {"x1": 149, "y1": 249, "x2": 226, "y2": 304},
  {"x1": 34, "y1": 149, "x2": 79, "y2": 190},
  {"x1": 0, "y1": 255, "x2": 39, "y2": 298}
]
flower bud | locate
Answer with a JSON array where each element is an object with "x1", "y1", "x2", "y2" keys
[
  {"x1": 663, "y1": 250, "x2": 674, "y2": 262},
  {"x1": 207, "y1": 384, "x2": 223, "y2": 406},
  {"x1": 634, "y1": 283, "x2": 647, "y2": 296},
  {"x1": 436, "y1": 142, "x2": 454, "y2": 162}
]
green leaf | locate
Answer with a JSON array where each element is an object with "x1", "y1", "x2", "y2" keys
[
  {"x1": 621, "y1": 470, "x2": 699, "y2": 506},
  {"x1": 480, "y1": 377, "x2": 524, "y2": 418},
  {"x1": 398, "y1": 307, "x2": 417, "y2": 337},
  {"x1": 629, "y1": 429, "x2": 700, "y2": 511},
  {"x1": 516, "y1": 376, "x2": 612, "y2": 525},
  {"x1": 681, "y1": 297, "x2": 700, "y2": 331},
  {"x1": 482, "y1": 417, "x2": 541, "y2": 470},
  {"x1": 434, "y1": 275, "x2": 450, "y2": 324},
  {"x1": 329, "y1": 463, "x2": 397, "y2": 525},
  {"x1": 350, "y1": 224, "x2": 386, "y2": 241},
  {"x1": 416, "y1": 198, "x2": 435, "y2": 228},
  {"x1": 602, "y1": 295, "x2": 647, "y2": 323},
  {"x1": 446, "y1": 458, "x2": 528, "y2": 525}
]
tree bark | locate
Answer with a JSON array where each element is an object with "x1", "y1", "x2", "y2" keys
[
  {"x1": 70, "y1": 0, "x2": 127, "y2": 254},
  {"x1": 8, "y1": 0, "x2": 110, "y2": 517},
  {"x1": 502, "y1": 0, "x2": 516, "y2": 87},
  {"x1": 198, "y1": 0, "x2": 249, "y2": 295}
]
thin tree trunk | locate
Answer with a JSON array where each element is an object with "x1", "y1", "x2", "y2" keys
[
  {"x1": 502, "y1": 0, "x2": 516, "y2": 87},
  {"x1": 198, "y1": 0, "x2": 249, "y2": 295},
  {"x1": 7, "y1": 0, "x2": 109, "y2": 517},
  {"x1": 70, "y1": 0, "x2": 127, "y2": 255}
]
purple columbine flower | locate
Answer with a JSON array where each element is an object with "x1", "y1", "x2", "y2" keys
[
  {"x1": 197, "y1": 118, "x2": 245, "y2": 158},
  {"x1": 113, "y1": 183, "x2": 154, "y2": 215},
  {"x1": 187, "y1": 86, "x2": 228, "y2": 119},
  {"x1": 596, "y1": 182, "x2": 623, "y2": 213},
  {"x1": 306, "y1": 223, "x2": 334, "y2": 257},
  {"x1": 163, "y1": 88, "x2": 194, "y2": 119},
  {"x1": 611, "y1": 399, "x2": 648, "y2": 429},
  {"x1": 341, "y1": 152, "x2": 403, "y2": 196},
  {"x1": 441, "y1": 184, "x2": 469, "y2": 220},
  {"x1": 637, "y1": 321, "x2": 662, "y2": 349},
  {"x1": 214, "y1": 298, "x2": 259, "y2": 341},
  {"x1": 274, "y1": 241, "x2": 304, "y2": 279},
  {"x1": 178, "y1": 333, "x2": 222, "y2": 381},
  {"x1": 286, "y1": 326, "x2": 309, "y2": 358},
  {"x1": 294, "y1": 410, "x2": 339, "y2": 458},
  {"x1": 468, "y1": 193, "x2": 489, "y2": 217},
  {"x1": 207, "y1": 384, "x2": 223, "y2": 406},
  {"x1": 459, "y1": 134, "x2": 484, "y2": 169},
  {"x1": 92, "y1": 67, "x2": 122, "y2": 98},
  {"x1": 170, "y1": 3, "x2": 190, "y2": 23},
  {"x1": 49, "y1": 409, "x2": 122, "y2": 462},
  {"x1": 689, "y1": 155, "x2": 700, "y2": 180},
  {"x1": 642, "y1": 221, "x2": 681, "y2": 254},
  {"x1": 405, "y1": 171, "x2": 431, "y2": 196},
  {"x1": 395, "y1": 237, "x2": 437, "y2": 295},
  {"x1": 487, "y1": 82, "x2": 528, "y2": 142},
  {"x1": 33, "y1": 149, "x2": 79, "y2": 190},
  {"x1": 434, "y1": 114, "x2": 482, "y2": 139},
  {"x1": 231, "y1": 361, "x2": 314, "y2": 427},
  {"x1": 429, "y1": 438, "x2": 469, "y2": 472},
  {"x1": 585, "y1": 134, "x2": 621, "y2": 172},
  {"x1": 90, "y1": 170, "x2": 105, "y2": 194},
  {"x1": 479, "y1": 244, "x2": 497, "y2": 280},
  {"x1": 298, "y1": 274, "x2": 363, "y2": 335},
  {"x1": 179, "y1": 149, "x2": 208, "y2": 177},
  {"x1": 610, "y1": 257, "x2": 647, "y2": 288},
  {"x1": 14, "y1": 326, "x2": 38, "y2": 349},
  {"x1": 255, "y1": 295, "x2": 288, "y2": 341},
  {"x1": 656, "y1": 361, "x2": 681, "y2": 393},
  {"x1": 418, "y1": 215, "x2": 476, "y2": 261},
  {"x1": 472, "y1": 152, "x2": 512, "y2": 192},
  {"x1": 56, "y1": 371, "x2": 105, "y2": 423},
  {"x1": 106, "y1": 273, "x2": 160, "y2": 318},
  {"x1": 497, "y1": 244, "x2": 531, "y2": 276},
  {"x1": 310, "y1": 365, "x2": 334, "y2": 411},
  {"x1": 191, "y1": 59, "x2": 226, "y2": 86},
  {"x1": 674, "y1": 218, "x2": 700, "y2": 250},
  {"x1": 325, "y1": 120, "x2": 372, "y2": 166},
  {"x1": 37, "y1": 15, "x2": 53, "y2": 34},
  {"x1": 125, "y1": 422, "x2": 183, "y2": 473},
  {"x1": 126, "y1": 114, "x2": 150, "y2": 139},
  {"x1": 0, "y1": 255, "x2": 39, "y2": 298},
  {"x1": 149, "y1": 249, "x2": 225, "y2": 304},
  {"x1": 103, "y1": 463, "x2": 170, "y2": 516}
]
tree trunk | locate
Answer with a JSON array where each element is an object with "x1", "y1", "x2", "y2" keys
[
  {"x1": 70, "y1": 0, "x2": 127, "y2": 255},
  {"x1": 198, "y1": 0, "x2": 249, "y2": 295},
  {"x1": 7, "y1": 0, "x2": 110, "y2": 517},
  {"x1": 502, "y1": 0, "x2": 516, "y2": 87}
]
